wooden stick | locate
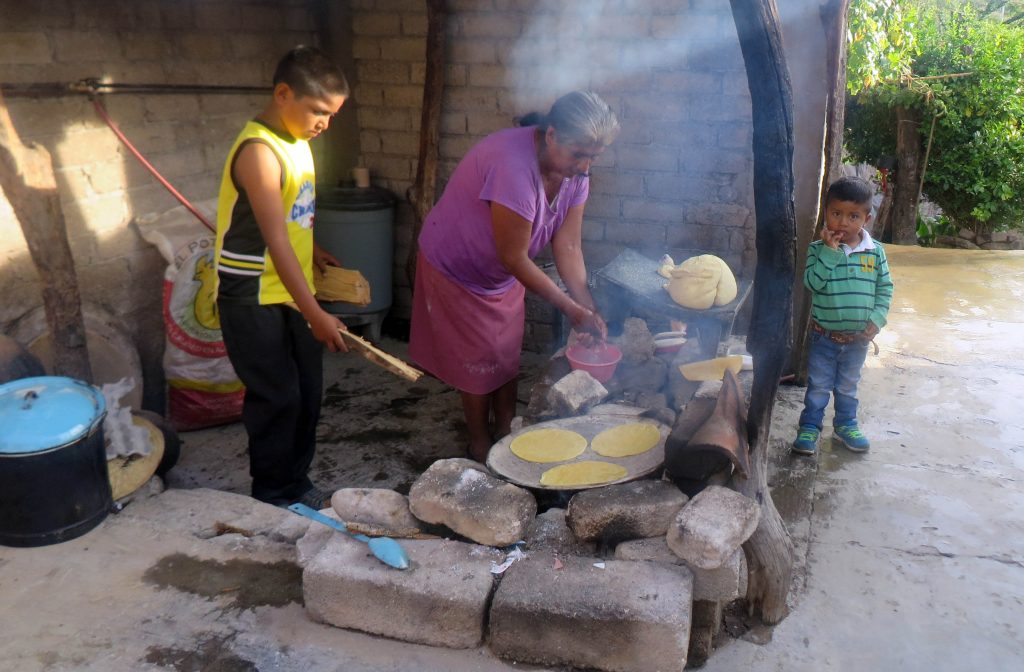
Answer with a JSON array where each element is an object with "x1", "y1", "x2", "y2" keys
[{"x1": 337, "y1": 329, "x2": 423, "y2": 383}]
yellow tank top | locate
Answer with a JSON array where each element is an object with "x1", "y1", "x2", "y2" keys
[{"x1": 214, "y1": 119, "x2": 316, "y2": 305}]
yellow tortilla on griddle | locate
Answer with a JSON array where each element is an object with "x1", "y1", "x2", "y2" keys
[
  {"x1": 539, "y1": 461, "x2": 629, "y2": 487},
  {"x1": 510, "y1": 428, "x2": 588, "y2": 463},
  {"x1": 591, "y1": 422, "x2": 661, "y2": 458}
]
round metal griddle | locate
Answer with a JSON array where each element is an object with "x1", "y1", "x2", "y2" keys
[{"x1": 487, "y1": 415, "x2": 668, "y2": 491}]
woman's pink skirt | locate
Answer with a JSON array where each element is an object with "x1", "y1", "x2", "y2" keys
[{"x1": 409, "y1": 253, "x2": 525, "y2": 395}]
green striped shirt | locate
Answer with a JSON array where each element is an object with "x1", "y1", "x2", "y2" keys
[{"x1": 804, "y1": 237, "x2": 894, "y2": 332}]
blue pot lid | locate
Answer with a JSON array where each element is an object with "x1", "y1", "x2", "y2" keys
[{"x1": 0, "y1": 376, "x2": 106, "y2": 455}]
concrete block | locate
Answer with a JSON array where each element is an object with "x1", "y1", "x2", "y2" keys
[
  {"x1": 548, "y1": 369, "x2": 608, "y2": 416},
  {"x1": 525, "y1": 507, "x2": 596, "y2": 556},
  {"x1": 615, "y1": 538, "x2": 746, "y2": 602},
  {"x1": 667, "y1": 486, "x2": 760, "y2": 569},
  {"x1": 304, "y1": 537, "x2": 501, "y2": 648},
  {"x1": 0, "y1": 31, "x2": 52, "y2": 64},
  {"x1": 489, "y1": 553, "x2": 693, "y2": 672},
  {"x1": 379, "y1": 37, "x2": 426, "y2": 62},
  {"x1": 567, "y1": 480, "x2": 688, "y2": 543},
  {"x1": 409, "y1": 459, "x2": 537, "y2": 547}
]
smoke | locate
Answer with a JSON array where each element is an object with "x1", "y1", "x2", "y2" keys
[{"x1": 503, "y1": 1, "x2": 728, "y2": 105}]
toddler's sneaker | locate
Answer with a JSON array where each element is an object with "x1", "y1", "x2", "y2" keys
[
  {"x1": 791, "y1": 425, "x2": 820, "y2": 455},
  {"x1": 833, "y1": 424, "x2": 870, "y2": 452}
]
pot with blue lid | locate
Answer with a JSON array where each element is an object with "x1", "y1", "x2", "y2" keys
[{"x1": 0, "y1": 376, "x2": 113, "y2": 547}]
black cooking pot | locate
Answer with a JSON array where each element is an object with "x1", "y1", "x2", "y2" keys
[{"x1": 0, "y1": 376, "x2": 112, "y2": 547}]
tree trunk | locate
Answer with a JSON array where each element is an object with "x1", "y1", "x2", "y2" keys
[
  {"x1": 891, "y1": 105, "x2": 922, "y2": 245},
  {"x1": 0, "y1": 92, "x2": 92, "y2": 382},
  {"x1": 728, "y1": 0, "x2": 797, "y2": 625},
  {"x1": 405, "y1": 0, "x2": 447, "y2": 291},
  {"x1": 792, "y1": 0, "x2": 852, "y2": 384}
]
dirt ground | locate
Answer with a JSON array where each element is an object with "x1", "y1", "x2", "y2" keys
[{"x1": 1, "y1": 245, "x2": 1022, "y2": 672}]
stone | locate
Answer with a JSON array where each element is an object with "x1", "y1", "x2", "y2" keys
[
  {"x1": 408, "y1": 458, "x2": 537, "y2": 547},
  {"x1": 695, "y1": 379, "x2": 722, "y2": 399},
  {"x1": 614, "y1": 356, "x2": 668, "y2": 395},
  {"x1": 488, "y1": 553, "x2": 693, "y2": 672},
  {"x1": 667, "y1": 338, "x2": 705, "y2": 408},
  {"x1": 567, "y1": 480, "x2": 689, "y2": 543},
  {"x1": 688, "y1": 600, "x2": 724, "y2": 667},
  {"x1": 990, "y1": 231, "x2": 1020, "y2": 243},
  {"x1": 934, "y1": 235, "x2": 980, "y2": 249},
  {"x1": 957, "y1": 228, "x2": 976, "y2": 241},
  {"x1": 304, "y1": 536, "x2": 502, "y2": 648},
  {"x1": 547, "y1": 369, "x2": 609, "y2": 416},
  {"x1": 330, "y1": 488, "x2": 421, "y2": 531},
  {"x1": 635, "y1": 391, "x2": 668, "y2": 411},
  {"x1": 524, "y1": 355, "x2": 572, "y2": 421},
  {"x1": 118, "y1": 487, "x2": 310, "y2": 545},
  {"x1": 617, "y1": 317, "x2": 656, "y2": 364},
  {"x1": 588, "y1": 403, "x2": 647, "y2": 418},
  {"x1": 524, "y1": 507, "x2": 596, "y2": 556},
  {"x1": 981, "y1": 240, "x2": 1023, "y2": 250},
  {"x1": 296, "y1": 507, "x2": 340, "y2": 567},
  {"x1": 615, "y1": 537, "x2": 747, "y2": 602},
  {"x1": 667, "y1": 485, "x2": 760, "y2": 570}
]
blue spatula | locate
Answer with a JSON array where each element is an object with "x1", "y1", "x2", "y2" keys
[{"x1": 289, "y1": 502, "x2": 410, "y2": 570}]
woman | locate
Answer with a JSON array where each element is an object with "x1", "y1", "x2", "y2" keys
[{"x1": 410, "y1": 90, "x2": 620, "y2": 462}]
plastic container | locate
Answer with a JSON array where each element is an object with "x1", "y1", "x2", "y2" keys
[
  {"x1": 565, "y1": 343, "x2": 622, "y2": 383},
  {"x1": 314, "y1": 185, "x2": 395, "y2": 341}
]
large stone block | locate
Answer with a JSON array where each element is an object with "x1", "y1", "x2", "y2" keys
[
  {"x1": 330, "y1": 488, "x2": 421, "y2": 531},
  {"x1": 548, "y1": 369, "x2": 608, "y2": 416},
  {"x1": 615, "y1": 537, "x2": 746, "y2": 602},
  {"x1": 409, "y1": 458, "x2": 537, "y2": 547},
  {"x1": 567, "y1": 480, "x2": 688, "y2": 543},
  {"x1": 304, "y1": 537, "x2": 501, "y2": 648},
  {"x1": 489, "y1": 553, "x2": 693, "y2": 672},
  {"x1": 525, "y1": 507, "x2": 596, "y2": 556},
  {"x1": 667, "y1": 486, "x2": 760, "y2": 569}
]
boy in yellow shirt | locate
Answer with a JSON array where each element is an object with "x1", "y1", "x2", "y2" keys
[{"x1": 214, "y1": 46, "x2": 349, "y2": 508}]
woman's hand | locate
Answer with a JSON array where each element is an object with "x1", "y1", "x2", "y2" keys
[{"x1": 570, "y1": 303, "x2": 607, "y2": 342}]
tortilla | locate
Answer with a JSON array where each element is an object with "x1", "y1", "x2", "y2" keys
[
  {"x1": 539, "y1": 461, "x2": 629, "y2": 487},
  {"x1": 591, "y1": 422, "x2": 661, "y2": 458},
  {"x1": 509, "y1": 428, "x2": 588, "y2": 463}
]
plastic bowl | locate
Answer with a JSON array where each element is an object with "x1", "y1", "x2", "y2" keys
[{"x1": 565, "y1": 343, "x2": 622, "y2": 383}]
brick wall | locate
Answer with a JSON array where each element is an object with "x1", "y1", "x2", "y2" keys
[
  {"x1": 348, "y1": 0, "x2": 755, "y2": 351},
  {"x1": 0, "y1": 0, "x2": 318, "y2": 408}
]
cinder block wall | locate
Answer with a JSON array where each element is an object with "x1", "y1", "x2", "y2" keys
[
  {"x1": 0, "y1": 0, "x2": 319, "y2": 408},
  {"x1": 349, "y1": 0, "x2": 755, "y2": 351}
]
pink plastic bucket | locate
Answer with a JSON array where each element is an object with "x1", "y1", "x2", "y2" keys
[{"x1": 565, "y1": 343, "x2": 622, "y2": 383}]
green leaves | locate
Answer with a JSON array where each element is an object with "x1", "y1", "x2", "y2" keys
[{"x1": 845, "y1": 2, "x2": 1024, "y2": 233}]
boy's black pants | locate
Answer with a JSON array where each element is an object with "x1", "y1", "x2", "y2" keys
[{"x1": 217, "y1": 301, "x2": 323, "y2": 504}]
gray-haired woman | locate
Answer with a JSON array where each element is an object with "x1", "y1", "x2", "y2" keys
[{"x1": 409, "y1": 90, "x2": 620, "y2": 461}]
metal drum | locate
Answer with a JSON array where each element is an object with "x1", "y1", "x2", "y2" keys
[{"x1": 0, "y1": 376, "x2": 112, "y2": 547}]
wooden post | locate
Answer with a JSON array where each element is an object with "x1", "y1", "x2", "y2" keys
[
  {"x1": 728, "y1": 0, "x2": 797, "y2": 625},
  {"x1": 792, "y1": 0, "x2": 851, "y2": 383},
  {"x1": 891, "y1": 105, "x2": 923, "y2": 244},
  {"x1": 405, "y1": 0, "x2": 447, "y2": 290},
  {"x1": 0, "y1": 92, "x2": 92, "y2": 382}
]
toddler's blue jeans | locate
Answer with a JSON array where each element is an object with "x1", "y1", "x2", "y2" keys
[{"x1": 798, "y1": 331, "x2": 869, "y2": 430}]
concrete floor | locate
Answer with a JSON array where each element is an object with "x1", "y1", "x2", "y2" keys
[{"x1": 1, "y1": 245, "x2": 1022, "y2": 671}]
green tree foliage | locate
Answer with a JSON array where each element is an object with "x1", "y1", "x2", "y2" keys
[{"x1": 845, "y1": 3, "x2": 1024, "y2": 232}]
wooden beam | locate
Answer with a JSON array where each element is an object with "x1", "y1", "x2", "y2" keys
[
  {"x1": 0, "y1": 91, "x2": 92, "y2": 382},
  {"x1": 728, "y1": 0, "x2": 796, "y2": 625},
  {"x1": 792, "y1": 0, "x2": 852, "y2": 382},
  {"x1": 405, "y1": 0, "x2": 447, "y2": 290}
]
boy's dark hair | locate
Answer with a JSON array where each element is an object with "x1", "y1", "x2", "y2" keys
[
  {"x1": 273, "y1": 46, "x2": 350, "y2": 99},
  {"x1": 826, "y1": 176, "x2": 873, "y2": 207}
]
